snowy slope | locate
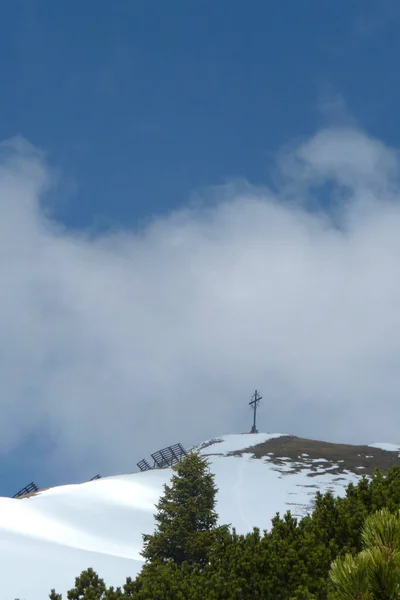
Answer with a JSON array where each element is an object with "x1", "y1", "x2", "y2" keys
[
  {"x1": 0, "y1": 433, "x2": 391, "y2": 599},
  {"x1": 368, "y1": 442, "x2": 400, "y2": 453}
]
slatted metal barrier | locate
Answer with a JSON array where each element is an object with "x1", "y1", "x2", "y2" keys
[
  {"x1": 137, "y1": 458, "x2": 152, "y2": 472},
  {"x1": 13, "y1": 481, "x2": 39, "y2": 498},
  {"x1": 137, "y1": 443, "x2": 187, "y2": 472}
]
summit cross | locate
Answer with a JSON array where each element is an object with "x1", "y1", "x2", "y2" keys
[{"x1": 249, "y1": 389, "x2": 262, "y2": 433}]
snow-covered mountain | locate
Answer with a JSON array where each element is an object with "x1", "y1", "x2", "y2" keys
[{"x1": 2, "y1": 432, "x2": 400, "y2": 600}]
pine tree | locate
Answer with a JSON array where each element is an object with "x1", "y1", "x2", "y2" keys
[
  {"x1": 141, "y1": 451, "x2": 227, "y2": 567},
  {"x1": 66, "y1": 568, "x2": 107, "y2": 600},
  {"x1": 47, "y1": 456, "x2": 400, "y2": 599},
  {"x1": 329, "y1": 508, "x2": 400, "y2": 599}
]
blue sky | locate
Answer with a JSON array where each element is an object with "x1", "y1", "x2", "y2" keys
[
  {"x1": 1, "y1": 0, "x2": 399, "y2": 229},
  {"x1": 2, "y1": 0, "x2": 400, "y2": 497}
]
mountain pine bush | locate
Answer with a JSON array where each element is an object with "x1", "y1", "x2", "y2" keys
[
  {"x1": 329, "y1": 508, "x2": 400, "y2": 599},
  {"x1": 49, "y1": 461, "x2": 400, "y2": 599}
]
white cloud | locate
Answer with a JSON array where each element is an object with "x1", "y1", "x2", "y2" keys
[{"x1": 1, "y1": 126, "x2": 400, "y2": 480}]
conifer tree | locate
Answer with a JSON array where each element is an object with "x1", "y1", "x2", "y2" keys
[
  {"x1": 48, "y1": 457, "x2": 400, "y2": 599},
  {"x1": 49, "y1": 567, "x2": 123, "y2": 600},
  {"x1": 67, "y1": 568, "x2": 107, "y2": 599},
  {"x1": 141, "y1": 451, "x2": 227, "y2": 567},
  {"x1": 329, "y1": 508, "x2": 400, "y2": 599}
]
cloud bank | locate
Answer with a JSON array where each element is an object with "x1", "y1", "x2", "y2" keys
[{"x1": 1, "y1": 127, "x2": 400, "y2": 479}]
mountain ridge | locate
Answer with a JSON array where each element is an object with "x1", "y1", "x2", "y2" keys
[{"x1": 2, "y1": 431, "x2": 400, "y2": 599}]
